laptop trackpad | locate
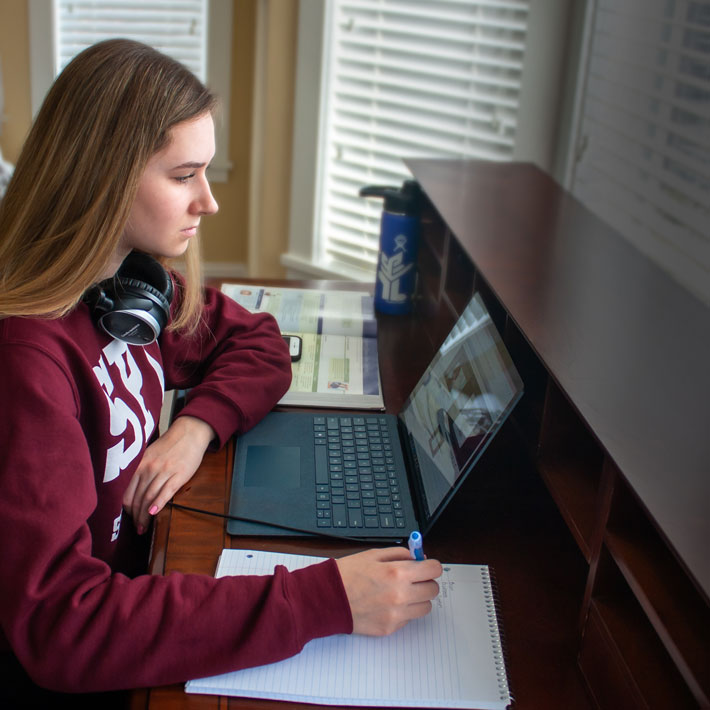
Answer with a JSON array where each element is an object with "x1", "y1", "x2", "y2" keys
[{"x1": 243, "y1": 446, "x2": 301, "y2": 487}]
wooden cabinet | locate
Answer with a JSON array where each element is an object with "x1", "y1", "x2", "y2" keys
[{"x1": 407, "y1": 159, "x2": 710, "y2": 709}]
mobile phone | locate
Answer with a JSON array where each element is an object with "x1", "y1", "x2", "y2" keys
[{"x1": 282, "y1": 335, "x2": 302, "y2": 362}]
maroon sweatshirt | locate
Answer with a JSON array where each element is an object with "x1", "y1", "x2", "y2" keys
[{"x1": 0, "y1": 283, "x2": 352, "y2": 693}]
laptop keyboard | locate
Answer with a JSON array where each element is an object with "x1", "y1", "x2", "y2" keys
[{"x1": 314, "y1": 415, "x2": 407, "y2": 529}]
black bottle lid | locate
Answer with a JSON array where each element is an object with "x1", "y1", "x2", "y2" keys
[{"x1": 359, "y1": 179, "x2": 421, "y2": 216}]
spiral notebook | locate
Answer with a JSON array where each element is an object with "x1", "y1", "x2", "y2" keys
[{"x1": 185, "y1": 549, "x2": 512, "y2": 709}]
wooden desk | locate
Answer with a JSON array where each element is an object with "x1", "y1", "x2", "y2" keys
[
  {"x1": 132, "y1": 159, "x2": 709, "y2": 709},
  {"x1": 129, "y1": 280, "x2": 594, "y2": 710}
]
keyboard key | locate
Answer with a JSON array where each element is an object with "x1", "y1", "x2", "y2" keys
[
  {"x1": 332, "y1": 505, "x2": 347, "y2": 527},
  {"x1": 315, "y1": 445, "x2": 328, "y2": 484}
]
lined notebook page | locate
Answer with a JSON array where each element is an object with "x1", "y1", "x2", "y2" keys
[{"x1": 185, "y1": 550, "x2": 511, "y2": 709}]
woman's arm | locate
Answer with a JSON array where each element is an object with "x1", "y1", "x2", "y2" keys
[{"x1": 124, "y1": 283, "x2": 291, "y2": 528}]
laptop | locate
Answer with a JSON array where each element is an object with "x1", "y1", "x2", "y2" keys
[{"x1": 227, "y1": 292, "x2": 523, "y2": 540}]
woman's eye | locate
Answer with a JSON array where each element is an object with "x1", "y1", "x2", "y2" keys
[{"x1": 175, "y1": 173, "x2": 196, "y2": 183}]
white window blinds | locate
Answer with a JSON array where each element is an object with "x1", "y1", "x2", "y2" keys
[
  {"x1": 569, "y1": 0, "x2": 710, "y2": 305},
  {"x1": 315, "y1": 0, "x2": 532, "y2": 274},
  {"x1": 55, "y1": 0, "x2": 208, "y2": 81}
]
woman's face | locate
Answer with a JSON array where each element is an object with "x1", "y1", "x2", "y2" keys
[{"x1": 116, "y1": 112, "x2": 218, "y2": 270}]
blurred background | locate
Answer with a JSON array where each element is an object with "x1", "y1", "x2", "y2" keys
[{"x1": 0, "y1": 0, "x2": 707, "y2": 307}]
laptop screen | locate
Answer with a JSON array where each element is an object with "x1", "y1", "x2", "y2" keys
[{"x1": 399, "y1": 293, "x2": 524, "y2": 526}]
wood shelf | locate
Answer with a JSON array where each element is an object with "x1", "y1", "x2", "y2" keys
[
  {"x1": 581, "y1": 547, "x2": 700, "y2": 709},
  {"x1": 606, "y1": 479, "x2": 710, "y2": 707}
]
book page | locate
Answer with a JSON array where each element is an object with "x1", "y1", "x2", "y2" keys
[
  {"x1": 221, "y1": 285, "x2": 377, "y2": 337},
  {"x1": 186, "y1": 550, "x2": 511, "y2": 709},
  {"x1": 281, "y1": 332, "x2": 381, "y2": 403},
  {"x1": 221, "y1": 285, "x2": 383, "y2": 408}
]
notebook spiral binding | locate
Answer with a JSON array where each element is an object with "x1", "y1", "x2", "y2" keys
[{"x1": 481, "y1": 566, "x2": 514, "y2": 707}]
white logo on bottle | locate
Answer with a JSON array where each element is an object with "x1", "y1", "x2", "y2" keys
[{"x1": 378, "y1": 234, "x2": 413, "y2": 303}]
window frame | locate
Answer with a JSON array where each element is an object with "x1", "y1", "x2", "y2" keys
[
  {"x1": 28, "y1": 0, "x2": 233, "y2": 182},
  {"x1": 284, "y1": 0, "x2": 571, "y2": 281}
]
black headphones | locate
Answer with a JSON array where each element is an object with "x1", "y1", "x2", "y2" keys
[{"x1": 84, "y1": 252, "x2": 174, "y2": 345}]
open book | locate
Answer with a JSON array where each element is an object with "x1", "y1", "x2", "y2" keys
[
  {"x1": 221, "y1": 285, "x2": 384, "y2": 409},
  {"x1": 185, "y1": 549, "x2": 512, "y2": 709}
]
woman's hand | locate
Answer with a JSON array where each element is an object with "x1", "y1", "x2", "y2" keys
[
  {"x1": 336, "y1": 547, "x2": 442, "y2": 636},
  {"x1": 123, "y1": 415, "x2": 215, "y2": 533}
]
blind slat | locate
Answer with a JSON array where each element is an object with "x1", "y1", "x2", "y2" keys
[
  {"x1": 56, "y1": 0, "x2": 207, "y2": 81},
  {"x1": 337, "y1": 1, "x2": 528, "y2": 31},
  {"x1": 316, "y1": 0, "x2": 530, "y2": 275}
]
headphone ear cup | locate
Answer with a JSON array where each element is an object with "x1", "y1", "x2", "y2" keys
[
  {"x1": 117, "y1": 277, "x2": 172, "y2": 320},
  {"x1": 87, "y1": 252, "x2": 174, "y2": 344}
]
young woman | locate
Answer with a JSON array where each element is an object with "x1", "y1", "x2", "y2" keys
[{"x1": 0, "y1": 39, "x2": 441, "y2": 704}]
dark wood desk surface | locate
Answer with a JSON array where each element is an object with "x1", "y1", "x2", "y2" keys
[{"x1": 129, "y1": 280, "x2": 593, "y2": 710}]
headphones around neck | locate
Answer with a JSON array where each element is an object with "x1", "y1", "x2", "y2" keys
[{"x1": 84, "y1": 252, "x2": 174, "y2": 345}]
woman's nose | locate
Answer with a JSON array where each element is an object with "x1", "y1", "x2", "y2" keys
[{"x1": 193, "y1": 178, "x2": 219, "y2": 216}]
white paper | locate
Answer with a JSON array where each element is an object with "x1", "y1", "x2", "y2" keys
[{"x1": 186, "y1": 550, "x2": 511, "y2": 709}]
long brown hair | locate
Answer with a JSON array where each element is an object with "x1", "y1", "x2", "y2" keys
[{"x1": 0, "y1": 38, "x2": 217, "y2": 333}]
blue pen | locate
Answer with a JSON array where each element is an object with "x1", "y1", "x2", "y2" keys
[{"x1": 408, "y1": 530, "x2": 424, "y2": 560}]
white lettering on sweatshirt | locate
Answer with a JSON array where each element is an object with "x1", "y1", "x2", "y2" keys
[{"x1": 93, "y1": 339, "x2": 162, "y2": 484}]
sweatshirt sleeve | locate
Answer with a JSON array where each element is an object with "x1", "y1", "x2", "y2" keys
[
  {"x1": 0, "y1": 339, "x2": 351, "y2": 694},
  {"x1": 160, "y1": 282, "x2": 292, "y2": 448}
]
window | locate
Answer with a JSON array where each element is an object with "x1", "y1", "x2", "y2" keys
[
  {"x1": 566, "y1": 0, "x2": 710, "y2": 305},
  {"x1": 28, "y1": 0, "x2": 233, "y2": 181},
  {"x1": 285, "y1": 0, "x2": 570, "y2": 280}
]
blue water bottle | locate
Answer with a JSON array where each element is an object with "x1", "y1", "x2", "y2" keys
[{"x1": 360, "y1": 180, "x2": 421, "y2": 315}]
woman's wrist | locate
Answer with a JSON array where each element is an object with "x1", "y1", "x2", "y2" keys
[{"x1": 172, "y1": 414, "x2": 215, "y2": 451}]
